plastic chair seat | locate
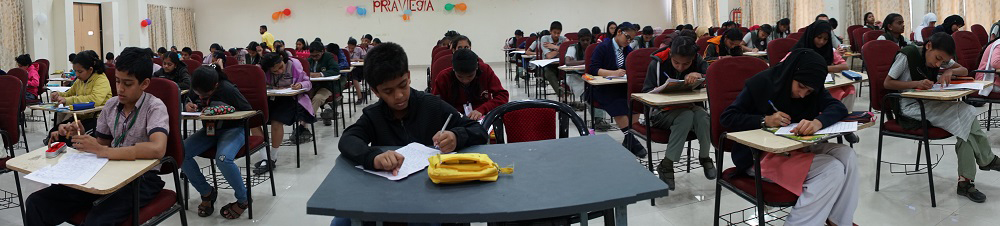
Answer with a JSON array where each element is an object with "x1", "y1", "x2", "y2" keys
[
  {"x1": 721, "y1": 168, "x2": 799, "y2": 206},
  {"x1": 68, "y1": 190, "x2": 177, "y2": 226},
  {"x1": 882, "y1": 120, "x2": 953, "y2": 139}
]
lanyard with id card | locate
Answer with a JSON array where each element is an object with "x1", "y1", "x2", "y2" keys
[{"x1": 463, "y1": 103, "x2": 473, "y2": 117}]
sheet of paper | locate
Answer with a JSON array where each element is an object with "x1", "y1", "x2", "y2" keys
[
  {"x1": 24, "y1": 153, "x2": 109, "y2": 185},
  {"x1": 181, "y1": 112, "x2": 202, "y2": 117},
  {"x1": 529, "y1": 59, "x2": 559, "y2": 67},
  {"x1": 930, "y1": 82, "x2": 986, "y2": 91},
  {"x1": 267, "y1": 88, "x2": 305, "y2": 94},
  {"x1": 775, "y1": 121, "x2": 858, "y2": 135},
  {"x1": 310, "y1": 76, "x2": 341, "y2": 82},
  {"x1": 356, "y1": 143, "x2": 441, "y2": 181},
  {"x1": 825, "y1": 74, "x2": 835, "y2": 83},
  {"x1": 511, "y1": 50, "x2": 526, "y2": 54},
  {"x1": 49, "y1": 87, "x2": 71, "y2": 92}
]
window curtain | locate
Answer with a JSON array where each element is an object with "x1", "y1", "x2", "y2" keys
[
  {"x1": 936, "y1": 0, "x2": 963, "y2": 21},
  {"x1": 742, "y1": 0, "x2": 790, "y2": 27},
  {"x1": 790, "y1": 0, "x2": 825, "y2": 31},
  {"x1": 672, "y1": 0, "x2": 695, "y2": 26},
  {"x1": 845, "y1": 0, "x2": 911, "y2": 35},
  {"x1": 0, "y1": 0, "x2": 25, "y2": 70},
  {"x1": 966, "y1": 0, "x2": 994, "y2": 33},
  {"x1": 171, "y1": 7, "x2": 197, "y2": 50},
  {"x1": 147, "y1": 4, "x2": 167, "y2": 50},
  {"x1": 696, "y1": 0, "x2": 719, "y2": 28}
]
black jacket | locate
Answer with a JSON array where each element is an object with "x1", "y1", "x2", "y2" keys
[
  {"x1": 339, "y1": 88, "x2": 489, "y2": 170},
  {"x1": 153, "y1": 67, "x2": 191, "y2": 90},
  {"x1": 193, "y1": 81, "x2": 252, "y2": 130}
]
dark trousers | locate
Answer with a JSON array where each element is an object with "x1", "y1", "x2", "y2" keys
[{"x1": 24, "y1": 172, "x2": 165, "y2": 226}]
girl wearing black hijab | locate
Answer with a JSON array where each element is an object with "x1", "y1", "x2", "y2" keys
[
  {"x1": 721, "y1": 49, "x2": 857, "y2": 226},
  {"x1": 934, "y1": 15, "x2": 965, "y2": 35},
  {"x1": 787, "y1": 20, "x2": 849, "y2": 73}
]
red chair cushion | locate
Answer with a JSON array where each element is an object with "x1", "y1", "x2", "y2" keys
[
  {"x1": 766, "y1": 38, "x2": 797, "y2": 66},
  {"x1": 69, "y1": 190, "x2": 177, "y2": 226},
  {"x1": 502, "y1": 108, "x2": 556, "y2": 143},
  {"x1": 953, "y1": 31, "x2": 983, "y2": 71},
  {"x1": 882, "y1": 120, "x2": 953, "y2": 139},
  {"x1": 199, "y1": 135, "x2": 266, "y2": 159},
  {"x1": 862, "y1": 30, "x2": 885, "y2": 46},
  {"x1": 722, "y1": 168, "x2": 799, "y2": 205},
  {"x1": 0, "y1": 157, "x2": 10, "y2": 170}
]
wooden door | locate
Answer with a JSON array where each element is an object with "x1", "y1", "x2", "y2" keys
[{"x1": 73, "y1": 3, "x2": 103, "y2": 55}]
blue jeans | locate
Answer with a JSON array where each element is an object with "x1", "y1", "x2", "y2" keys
[
  {"x1": 182, "y1": 127, "x2": 248, "y2": 203},
  {"x1": 330, "y1": 218, "x2": 442, "y2": 226}
]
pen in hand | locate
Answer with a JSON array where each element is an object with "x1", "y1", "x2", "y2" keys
[{"x1": 434, "y1": 114, "x2": 453, "y2": 149}]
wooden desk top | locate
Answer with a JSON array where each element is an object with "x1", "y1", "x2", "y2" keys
[
  {"x1": 6, "y1": 147, "x2": 159, "y2": 195},
  {"x1": 266, "y1": 89, "x2": 307, "y2": 97},
  {"x1": 183, "y1": 110, "x2": 258, "y2": 120},
  {"x1": 727, "y1": 122, "x2": 876, "y2": 153},
  {"x1": 350, "y1": 62, "x2": 365, "y2": 67},
  {"x1": 522, "y1": 54, "x2": 536, "y2": 59},
  {"x1": 901, "y1": 81, "x2": 993, "y2": 101},
  {"x1": 844, "y1": 52, "x2": 861, "y2": 58},
  {"x1": 630, "y1": 90, "x2": 708, "y2": 107},
  {"x1": 825, "y1": 72, "x2": 870, "y2": 89},
  {"x1": 744, "y1": 51, "x2": 768, "y2": 57},
  {"x1": 28, "y1": 105, "x2": 103, "y2": 115},
  {"x1": 584, "y1": 74, "x2": 627, "y2": 86},
  {"x1": 310, "y1": 75, "x2": 341, "y2": 82},
  {"x1": 559, "y1": 65, "x2": 586, "y2": 72}
]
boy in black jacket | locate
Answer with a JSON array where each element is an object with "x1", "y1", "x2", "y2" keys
[{"x1": 339, "y1": 42, "x2": 488, "y2": 174}]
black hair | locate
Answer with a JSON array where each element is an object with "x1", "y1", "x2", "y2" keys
[
  {"x1": 228, "y1": 48, "x2": 239, "y2": 56},
  {"x1": 759, "y1": 24, "x2": 774, "y2": 34},
  {"x1": 115, "y1": 47, "x2": 153, "y2": 82},
  {"x1": 684, "y1": 24, "x2": 694, "y2": 30},
  {"x1": 296, "y1": 38, "x2": 307, "y2": 49},
  {"x1": 181, "y1": 47, "x2": 192, "y2": 54},
  {"x1": 210, "y1": 43, "x2": 223, "y2": 52},
  {"x1": 347, "y1": 37, "x2": 358, "y2": 45},
  {"x1": 247, "y1": 41, "x2": 260, "y2": 51},
  {"x1": 326, "y1": 43, "x2": 341, "y2": 54},
  {"x1": 539, "y1": 30, "x2": 551, "y2": 36},
  {"x1": 863, "y1": 12, "x2": 875, "y2": 24},
  {"x1": 550, "y1": 21, "x2": 563, "y2": 31},
  {"x1": 578, "y1": 28, "x2": 593, "y2": 39},
  {"x1": 592, "y1": 26, "x2": 601, "y2": 36},
  {"x1": 605, "y1": 21, "x2": 617, "y2": 37},
  {"x1": 191, "y1": 65, "x2": 228, "y2": 93},
  {"x1": 73, "y1": 50, "x2": 105, "y2": 74},
  {"x1": 722, "y1": 21, "x2": 735, "y2": 27},
  {"x1": 515, "y1": 30, "x2": 524, "y2": 36},
  {"x1": 829, "y1": 18, "x2": 839, "y2": 29},
  {"x1": 529, "y1": 33, "x2": 537, "y2": 38},
  {"x1": 105, "y1": 52, "x2": 115, "y2": 61},
  {"x1": 616, "y1": 22, "x2": 637, "y2": 36},
  {"x1": 941, "y1": 15, "x2": 966, "y2": 34},
  {"x1": 676, "y1": 25, "x2": 684, "y2": 30},
  {"x1": 170, "y1": 46, "x2": 177, "y2": 51},
  {"x1": 273, "y1": 40, "x2": 285, "y2": 50},
  {"x1": 724, "y1": 28, "x2": 743, "y2": 41},
  {"x1": 642, "y1": 26, "x2": 655, "y2": 35},
  {"x1": 670, "y1": 36, "x2": 699, "y2": 58},
  {"x1": 260, "y1": 25, "x2": 267, "y2": 30},
  {"x1": 451, "y1": 48, "x2": 479, "y2": 74},
  {"x1": 451, "y1": 35, "x2": 471, "y2": 49},
  {"x1": 444, "y1": 30, "x2": 461, "y2": 38},
  {"x1": 793, "y1": 20, "x2": 835, "y2": 65},
  {"x1": 373, "y1": 38, "x2": 382, "y2": 44},
  {"x1": 676, "y1": 30, "x2": 697, "y2": 40},
  {"x1": 68, "y1": 53, "x2": 77, "y2": 62},
  {"x1": 363, "y1": 42, "x2": 408, "y2": 89},
  {"x1": 260, "y1": 52, "x2": 285, "y2": 73},
  {"x1": 16, "y1": 54, "x2": 31, "y2": 67},
  {"x1": 881, "y1": 13, "x2": 903, "y2": 32},
  {"x1": 309, "y1": 41, "x2": 326, "y2": 53},
  {"x1": 815, "y1": 14, "x2": 829, "y2": 21},
  {"x1": 157, "y1": 47, "x2": 168, "y2": 55},
  {"x1": 164, "y1": 49, "x2": 185, "y2": 71},
  {"x1": 212, "y1": 51, "x2": 227, "y2": 64},
  {"x1": 927, "y1": 32, "x2": 956, "y2": 56},
  {"x1": 363, "y1": 34, "x2": 373, "y2": 41},
  {"x1": 145, "y1": 48, "x2": 156, "y2": 58},
  {"x1": 777, "y1": 18, "x2": 791, "y2": 29}
]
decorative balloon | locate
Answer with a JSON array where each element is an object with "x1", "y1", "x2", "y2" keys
[
  {"x1": 283, "y1": 8, "x2": 291, "y2": 16},
  {"x1": 404, "y1": 9, "x2": 412, "y2": 15},
  {"x1": 402, "y1": 14, "x2": 411, "y2": 21},
  {"x1": 444, "y1": 3, "x2": 454, "y2": 11},
  {"x1": 357, "y1": 7, "x2": 367, "y2": 16},
  {"x1": 456, "y1": 3, "x2": 467, "y2": 11},
  {"x1": 272, "y1": 12, "x2": 281, "y2": 20},
  {"x1": 140, "y1": 20, "x2": 148, "y2": 27},
  {"x1": 145, "y1": 18, "x2": 152, "y2": 25},
  {"x1": 346, "y1": 6, "x2": 356, "y2": 14}
]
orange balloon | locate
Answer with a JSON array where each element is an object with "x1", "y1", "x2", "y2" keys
[
  {"x1": 283, "y1": 8, "x2": 291, "y2": 16},
  {"x1": 456, "y1": 3, "x2": 467, "y2": 11},
  {"x1": 272, "y1": 12, "x2": 280, "y2": 20}
]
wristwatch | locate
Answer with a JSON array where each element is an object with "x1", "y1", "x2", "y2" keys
[{"x1": 760, "y1": 116, "x2": 768, "y2": 128}]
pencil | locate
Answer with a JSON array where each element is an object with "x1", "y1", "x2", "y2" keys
[{"x1": 72, "y1": 113, "x2": 81, "y2": 136}]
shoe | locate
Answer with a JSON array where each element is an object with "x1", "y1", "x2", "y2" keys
[
  {"x1": 979, "y1": 157, "x2": 1000, "y2": 171},
  {"x1": 593, "y1": 120, "x2": 613, "y2": 132},
  {"x1": 656, "y1": 160, "x2": 676, "y2": 190},
  {"x1": 253, "y1": 160, "x2": 276, "y2": 175},
  {"x1": 958, "y1": 180, "x2": 987, "y2": 203},
  {"x1": 844, "y1": 132, "x2": 860, "y2": 144},
  {"x1": 965, "y1": 99, "x2": 986, "y2": 107},
  {"x1": 334, "y1": 95, "x2": 343, "y2": 105},
  {"x1": 321, "y1": 109, "x2": 333, "y2": 126},
  {"x1": 622, "y1": 133, "x2": 647, "y2": 158},
  {"x1": 294, "y1": 127, "x2": 312, "y2": 144},
  {"x1": 699, "y1": 157, "x2": 718, "y2": 180}
]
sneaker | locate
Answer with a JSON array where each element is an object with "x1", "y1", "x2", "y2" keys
[
  {"x1": 844, "y1": 132, "x2": 860, "y2": 144},
  {"x1": 656, "y1": 160, "x2": 676, "y2": 190},
  {"x1": 699, "y1": 157, "x2": 718, "y2": 180},
  {"x1": 593, "y1": 120, "x2": 614, "y2": 132},
  {"x1": 622, "y1": 133, "x2": 647, "y2": 158},
  {"x1": 321, "y1": 109, "x2": 334, "y2": 126},
  {"x1": 979, "y1": 157, "x2": 1000, "y2": 171},
  {"x1": 958, "y1": 180, "x2": 987, "y2": 203},
  {"x1": 294, "y1": 127, "x2": 312, "y2": 144},
  {"x1": 253, "y1": 160, "x2": 276, "y2": 175}
]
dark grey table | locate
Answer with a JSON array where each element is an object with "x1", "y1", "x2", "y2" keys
[{"x1": 307, "y1": 135, "x2": 669, "y2": 225}]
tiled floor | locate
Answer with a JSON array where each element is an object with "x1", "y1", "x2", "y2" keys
[{"x1": 4, "y1": 61, "x2": 1000, "y2": 225}]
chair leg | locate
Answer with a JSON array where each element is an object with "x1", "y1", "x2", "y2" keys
[
  {"x1": 183, "y1": 175, "x2": 190, "y2": 210},
  {"x1": 875, "y1": 133, "x2": 884, "y2": 191},
  {"x1": 312, "y1": 123, "x2": 318, "y2": 155},
  {"x1": 295, "y1": 123, "x2": 302, "y2": 168},
  {"x1": 915, "y1": 141, "x2": 923, "y2": 172},
  {"x1": 988, "y1": 103, "x2": 993, "y2": 131},
  {"x1": 245, "y1": 147, "x2": 254, "y2": 219},
  {"x1": 14, "y1": 172, "x2": 25, "y2": 224},
  {"x1": 713, "y1": 149, "x2": 724, "y2": 226},
  {"x1": 210, "y1": 160, "x2": 218, "y2": 190},
  {"x1": 686, "y1": 140, "x2": 692, "y2": 173},
  {"x1": 172, "y1": 171, "x2": 190, "y2": 226},
  {"x1": 924, "y1": 139, "x2": 937, "y2": 207},
  {"x1": 262, "y1": 124, "x2": 277, "y2": 197},
  {"x1": 751, "y1": 150, "x2": 767, "y2": 226}
]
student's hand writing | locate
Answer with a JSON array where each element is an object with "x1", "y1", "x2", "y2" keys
[
  {"x1": 913, "y1": 79, "x2": 935, "y2": 90},
  {"x1": 50, "y1": 92, "x2": 60, "y2": 101},
  {"x1": 749, "y1": 48, "x2": 759, "y2": 52},
  {"x1": 47, "y1": 131, "x2": 60, "y2": 144},
  {"x1": 292, "y1": 83, "x2": 303, "y2": 90},
  {"x1": 310, "y1": 72, "x2": 322, "y2": 78},
  {"x1": 938, "y1": 70, "x2": 954, "y2": 86},
  {"x1": 764, "y1": 112, "x2": 791, "y2": 127},
  {"x1": 374, "y1": 151, "x2": 405, "y2": 176},
  {"x1": 790, "y1": 119, "x2": 822, "y2": 136},
  {"x1": 72, "y1": 135, "x2": 106, "y2": 156},
  {"x1": 185, "y1": 102, "x2": 199, "y2": 112},
  {"x1": 837, "y1": 47, "x2": 847, "y2": 55},
  {"x1": 612, "y1": 69, "x2": 627, "y2": 77},
  {"x1": 684, "y1": 73, "x2": 703, "y2": 85},
  {"x1": 468, "y1": 110, "x2": 484, "y2": 120},
  {"x1": 433, "y1": 131, "x2": 458, "y2": 153},
  {"x1": 57, "y1": 121, "x2": 83, "y2": 137}
]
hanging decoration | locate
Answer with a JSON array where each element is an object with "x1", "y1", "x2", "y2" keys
[
  {"x1": 444, "y1": 3, "x2": 454, "y2": 11},
  {"x1": 140, "y1": 20, "x2": 148, "y2": 27},
  {"x1": 347, "y1": 6, "x2": 357, "y2": 14},
  {"x1": 455, "y1": 3, "x2": 467, "y2": 11},
  {"x1": 271, "y1": 8, "x2": 293, "y2": 20},
  {"x1": 283, "y1": 8, "x2": 292, "y2": 16},
  {"x1": 357, "y1": 7, "x2": 368, "y2": 16}
]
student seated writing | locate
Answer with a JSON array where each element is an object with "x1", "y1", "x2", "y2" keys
[
  {"x1": 153, "y1": 50, "x2": 191, "y2": 90},
  {"x1": 306, "y1": 41, "x2": 345, "y2": 126},
  {"x1": 565, "y1": 28, "x2": 613, "y2": 132},
  {"x1": 182, "y1": 65, "x2": 255, "y2": 219},
  {"x1": 28, "y1": 47, "x2": 169, "y2": 226},
  {"x1": 335, "y1": 43, "x2": 488, "y2": 226},
  {"x1": 884, "y1": 33, "x2": 1000, "y2": 203},
  {"x1": 203, "y1": 43, "x2": 224, "y2": 65},
  {"x1": 431, "y1": 49, "x2": 509, "y2": 120},
  {"x1": 47, "y1": 50, "x2": 113, "y2": 146},
  {"x1": 526, "y1": 21, "x2": 570, "y2": 98},
  {"x1": 642, "y1": 34, "x2": 717, "y2": 190},
  {"x1": 704, "y1": 29, "x2": 744, "y2": 61},
  {"x1": 721, "y1": 49, "x2": 858, "y2": 226},
  {"x1": 741, "y1": 24, "x2": 772, "y2": 52},
  {"x1": 771, "y1": 18, "x2": 791, "y2": 40},
  {"x1": 256, "y1": 51, "x2": 314, "y2": 174},
  {"x1": 244, "y1": 41, "x2": 263, "y2": 65},
  {"x1": 587, "y1": 21, "x2": 647, "y2": 157},
  {"x1": 347, "y1": 37, "x2": 368, "y2": 103},
  {"x1": 630, "y1": 26, "x2": 656, "y2": 49}
]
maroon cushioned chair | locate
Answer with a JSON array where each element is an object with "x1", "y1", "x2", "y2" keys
[
  {"x1": 864, "y1": 40, "x2": 948, "y2": 207},
  {"x1": 862, "y1": 30, "x2": 885, "y2": 46},
  {"x1": 787, "y1": 32, "x2": 803, "y2": 40},
  {"x1": 564, "y1": 32, "x2": 578, "y2": 41},
  {"x1": 224, "y1": 56, "x2": 237, "y2": 68},
  {"x1": 430, "y1": 54, "x2": 454, "y2": 85},
  {"x1": 481, "y1": 99, "x2": 588, "y2": 144},
  {"x1": 972, "y1": 24, "x2": 989, "y2": 47},
  {"x1": 182, "y1": 60, "x2": 200, "y2": 75},
  {"x1": 0, "y1": 76, "x2": 26, "y2": 221},
  {"x1": 152, "y1": 58, "x2": 163, "y2": 66},
  {"x1": 106, "y1": 67, "x2": 118, "y2": 97},
  {"x1": 766, "y1": 38, "x2": 797, "y2": 67},
  {"x1": 851, "y1": 28, "x2": 872, "y2": 51},
  {"x1": 953, "y1": 31, "x2": 983, "y2": 71},
  {"x1": 695, "y1": 36, "x2": 712, "y2": 56},
  {"x1": 921, "y1": 27, "x2": 935, "y2": 42}
]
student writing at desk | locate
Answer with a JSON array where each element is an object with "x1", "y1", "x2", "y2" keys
[
  {"x1": 883, "y1": 33, "x2": 1000, "y2": 203},
  {"x1": 721, "y1": 49, "x2": 858, "y2": 226},
  {"x1": 256, "y1": 51, "x2": 314, "y2": 175},
  {"x1": 335, "y1": 43, "x2": 488, "y2": 226},
  {"x1": 703, "y1": 29, "x2": 744, "y2": 61},
  {"x1": 46, "y1": 50, "x2": 113, "y2": 146},
  {"x1": 431, "y1": 49, "x2": 508, "y2": 120},
  {"x1": 28, "y1": 47, "x2": 169, "y2": 226},
  {"x1": 152, "y1": 50, "x2": 191, "y2": 90},
  {"x1": 771, "y1": 18, "x2": 791, "y2": 40},
  {"x1": 526, "y1": 21, "x2": 570, "y2": 98},
  {"x1": 641, "y1": 33, "x2": 716, "y2": 190},
  {"x1": 182, "y1": 65, "x2": 255, "y2": 219},
  {"x1": 565, "y1": 28, "x2": 613, "y2": 131},
  {"x1": 741, "y1": 24, "x2": 772, "y2": 52},
  {"x1": 587, "y1": 22, "x2": 647, "y2": 157},
  {"x1": 307, "y1": 41, "x2": 344, "y2": 126}
]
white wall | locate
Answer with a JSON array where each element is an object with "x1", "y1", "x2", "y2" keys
[{"x1": 192, "y1": 0, "x2": 670, "y2": 66}]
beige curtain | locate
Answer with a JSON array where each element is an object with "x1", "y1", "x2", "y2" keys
[
  {"x1": 696, "y1": 0, "x2": 719, "y2": 28},
  {"x1": 936, "y1": 0, "x2": 964, "y2": 23},
  {"x1": 672, "y1": 0, "x2": 695, "y2": 26},
  {"x1": 791, "y1": 0, "x2": 825, "y2": 31},
  {"x1": 961, "y1": 0, "x2": 995, "y2": 32},
  {"x1": 0, "y1": 0, "x2": 25, "y2": 70},
  {"x1": 171, "y1": 7, "x2": 197, "y2": 50},
  {"x1": 147, "y1": 4, "x2": 167, "y2": 50},
  {"x1": 743, "y1": 0, "x2": 790, "y2": 27},
  {"x1": 846, "y1": 0, "x2": 911, "y2": 35}
]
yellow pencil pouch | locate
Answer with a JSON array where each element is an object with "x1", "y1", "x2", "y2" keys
[{"x1": 427, "y1": 153, "x2": 513, "y2": 184}]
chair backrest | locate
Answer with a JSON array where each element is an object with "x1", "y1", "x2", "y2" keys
[
  {"x1": 143, "y1": 78, "x2": 183, "y2": 174},
  {"x1": 661, "y1": 29, "x2": 676, "y2": 36},
  {"x1": 972, "y1": 24, "x2": 989, "y2": 47},
  {"x1": 6, "y1": 68, "x2": 28, "y2": 112},
  {"x1": 787, "y1": 32, "x2": 803, "y2": 40},
  {"x1": 481, "y1": 99, "x2": 588, "y2": 144},
  {"x1": 953, "y1": 31, "x2": 983, "y2": 70},
  {"x1": 910, "y1": 32, "x2": 915, "y2": 41},
  {"x1": 851, "y1": 28, "x2": 871, "y2": 52},
  {"x1": 653, "y1": 34, "x2": 669, "y2": 48},
  {"x1": 432, "y1": 46, "x2": 446, "y2": 57},
  {"x1": 192, "y1": 51, "x2": 204, "y2": 58},
  {"x1": 296, "y1": 57, "x2": 311, "y2": 76},
  {"x1": 430, "y1": 54, "x2": 454, "y2": 81},
  {"x1": 846, "y1": 25, "x2": 862, "y2": 46},
  {"x1": 564, "y1": 32, "x2": 578, "y2": 41},
  {"x1": 191, "y1": 54, "x2": 203, "y2": 63},
  {"x1": 0, "y1": 76, "x2": 21, "y2": 150},
  {"x1": 224, "y1": 51, "x2": 233, "y2": 57},
  {"x1": 515, "y1": 37, "x2": 527, "y2": 48},
  {"x1": 738, "y1": 27, "x2": 749, "y2": 34},
  {"x1": 766, "y1": 38, "x2": 797, "y2": 67},
  {"x1": 523, "y1": 37, "x2": 537, "y2": 53},
  {"x1": 105, "y1": 63, "x2": 115, "y2": 68},
  {"x1": 557, "y1": 40, "x2": 578, "y2": 66},
  {"x1": 624, "y1": 48, "x2": 657, "y2": 113},
  {"x1": 340, "y1": 49, "x2": 350, "y2": 61},
  {"x1": 105, "y1": 68, "x2": 118, "y2": 96},
  {"x1": 152, "y1": 58, "x2": 163, "y2": 66},
  {"x1": 861, "y1": 40, "x2": 901, "y2": 111},
  {"x1": 696, "y1": 36, "x2": 712, "y2": 55},
  {"x1": 797, "y1": 27, "x2": 808, "y2": 33},
  {"x1": 707, "y1": 56, "x2": 768, "y2": 149},
  {"x1": 921, "y1": 27, "x2": 934, "y2": 42},
  {"x1": 432, "y1": 49, "x2": 452, "y2": 63},
  {"x1": 862, "y1": 30, "x2": 885, "y2": 46},
  {"x1": 224, "y1": 56, "x2": 237, "y2": 67},
  {"x1": 223, "y1": 65, "x2": 268, "y2": 128},
  {"x1": 583, "y1": 43, "x2": 598, "y2": 75},
  {"x1": 182, "y1": 60, "x2": 200, "y2": 74},
  {"x1": 34, "y1": 60, "x2": 49, "y2": 94}
]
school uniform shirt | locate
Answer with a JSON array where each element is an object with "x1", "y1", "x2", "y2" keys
[
  {"x1": 431, "y1": 62, "x2": 509, "y2": 115},
  {"x1": 308, "y1": 52, "x2": 343, "y2": 92},
  {"x1": 350, "y1": 46, "x2": 367, "y2": 61},
  {"x1": 93, "y1": 92, "x2": 169, "y2": 168},
  {"x1": 261, "y1": 32, "x2": 276, "y2": 50},
  {"x1": 528, "y1": 35, "x2": 569, "y2": 59},
  {"x1": 152, "y1": 67, "x2": 191, "y2": 90},
  {"x1": 265, "y1": 58, "x2": 314, "y2": 116},
  {"x1": 244, "y1": 53, "x2": 262, "y2": 65},
  {"x1": 630, "y1": 36, "x2": 655, "y2": 49},
  {"x1": 742, "y1": 32, "x2": 767, "y2": 51},
  {"x1": 59, "y1": 72, "x2": 112, "y2": 106},
  {"x1": 339, "y1": 88, "x2": 489, "y2": 170},
  {"x1": 565, "y1": 44, "x2": 584, "y2": 61},
  {"x1": 877, "y1": 33, "x2": 910, "y2": 47},
  {"x1": 887, "y1": 51, "x2": 975, "y2": 139},
  {"x1": 643, "y1": 47, "x2": 709, "y2": 93}
]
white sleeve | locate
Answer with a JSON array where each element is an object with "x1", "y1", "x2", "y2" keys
[
  {"x1": 877, "y1": 35, "x2": 887, "y2": 41},
  {"x1": 742, "y1": 33, "x2": 754, "y2": 48},
  {"x1": 629, "y1": 40, "x2": 639, "y2": 49},
  {"x1": 888, "y1": 53, "x2": 908, "y2": 80},
  {"x1": 565, "y1": 46, "x2": 577, "y2": 61},
  {"x1": 943, "y1": 59, "x2": 958, "y2": 68}
]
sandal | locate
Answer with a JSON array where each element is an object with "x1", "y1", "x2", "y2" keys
[
  {"x1": 197, "y1": 189, "x2": 218, "y2": 217},
  {"x1": 220, "y1": 201, "x2": 249, "y2": 219}
]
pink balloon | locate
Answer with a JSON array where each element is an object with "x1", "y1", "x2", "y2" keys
[{"x1": 347, "y1": 6, "x2": 356, "y2": 14}]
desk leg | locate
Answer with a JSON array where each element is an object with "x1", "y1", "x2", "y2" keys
[
  {"x1": 375, "y1": 222, "x2": 384, "y2": 226},
  {"x1": 351, "y1": 219, "x2": 363, "y2": 226},
  {"x1": 580, "y1": 213, "x2": 589, "y2": 226},
  {"x1": 614, "y1": 205, "x2": 628, "y2": 226},
  {"x1": 588, "y1": 83, "x2": 595, "y2": 131},
  {"x1": 133, "y1": 179, "x2": 140, "y2": 226}
]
